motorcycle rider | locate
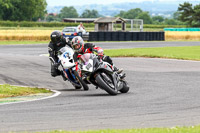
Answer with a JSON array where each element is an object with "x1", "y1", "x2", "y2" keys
[
  {"x1": 71, "y1": 36, "x2": 124, "y2": 77},
  {"x1": 48, "y1": 30, "x2": 71, "y2": 78}
]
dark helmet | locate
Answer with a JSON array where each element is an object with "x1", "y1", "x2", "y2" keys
[{"x1": 50, "y1": 30, "x2": 63, "y2": 44}]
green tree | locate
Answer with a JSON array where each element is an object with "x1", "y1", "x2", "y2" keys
[
  {"x1": 136, "y1": 12, "x2": 153, "y2": 24},
  {"x1": 193, "y1": 4, "x2": 200, "y2": 26},
  {"x1": 0, "y1": 0, "x2": 47, "y2": 21},
  {"x1": 116, "y1": 8, "x2": 143, "y2": 19},
  {"x1": 59, "y1": 6, "x2": 79, "y2": 19},
  {"x1": 46, "y1": 15, "x2": 61, "y2": 22},
  {"x1": 116, "y1": 8, "x2": 153, "y2": 24},
  {"x1": 178, "y1": 2, "x2": 200, "y2": 26},
  {"x1": 178, "y1": 2, "x2": 194, "y2": 26},
  {"x1": 115, "y1": 10, "x2": 126, "y2": 18},
  {"x1": 124, "y1": 8, "x2": 143, "y2": 19},
  {"x1": 152, "y1": 16, "x2": 164, "y2": 23},
  {"x1": 0, "y1": 0, "x2": 2, "y2": 19},
  {"x1": 80, "y1": 9, "x2": 100, "y2": 18},
  {"x1": 164, "y1": 18, "x2": 178, "y2": 25},
  {"x1": 173, "y1": 11, "x2": 180, "y2": 20},
  {"x1": 0, "y1": 0, "x2": 14, "y2": 20}
]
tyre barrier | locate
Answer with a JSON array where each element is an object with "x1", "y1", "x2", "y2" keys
[{"x1": 88, "y1": 32, "x2": 165, "y2": 41}]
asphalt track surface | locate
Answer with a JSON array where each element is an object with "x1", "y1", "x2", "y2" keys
[{"x1": 0, "y1": 42, "x2": 200, "y2": 132}]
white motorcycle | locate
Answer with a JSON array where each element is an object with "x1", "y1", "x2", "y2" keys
[{"x1": 57, "y1": 46, "x2": 89, "y2": 90}]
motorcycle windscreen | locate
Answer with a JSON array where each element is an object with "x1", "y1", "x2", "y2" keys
[
  {"x1": 59, "y1": 47, "x2": 73, "y2": 56},
  {"x1": 80, "y1": 53, "x2": 93, "y2": 72},
  {"x1": 80, "y1": 53, "x2": 91, "y2": 65},
  {"x1": 58, "y1": 47, "x2": 67, "y2": 55}
]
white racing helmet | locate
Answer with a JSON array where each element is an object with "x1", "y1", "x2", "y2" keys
[{"x1": 71, "y1": 36, "x2": 84, "y2": 52}]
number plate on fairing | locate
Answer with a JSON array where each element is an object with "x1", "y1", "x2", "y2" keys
[
  {"x1": 82, "y1": 59, "x2": 93, "y2": 72},
  {"x1": 86, "y1": 63, "x2": 92, "y2": 70}
]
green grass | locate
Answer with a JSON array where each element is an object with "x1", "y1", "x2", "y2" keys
[
  {"x1": 104, "y1": 46, "x2": 200, "y2": 61},
  {"x1": 0, "y1": 40, "x2": 48, "y2": 45},
  {"x1": 37, "y1": 125, "x2": 200, "y2": 133},
  {"x1": 0, "y1": 84, "x2": 51, "y2": 98}
]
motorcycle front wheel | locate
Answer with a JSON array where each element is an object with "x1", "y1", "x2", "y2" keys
[{"x1": 95, "y1": 73, "x2": 118, "y2": 96}]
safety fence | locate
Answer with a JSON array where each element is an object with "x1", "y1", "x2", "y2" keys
[{"x1": 88, "y1": 32, "x2": 165, "y2": 41}]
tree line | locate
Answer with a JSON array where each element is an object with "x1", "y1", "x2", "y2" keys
[
  {"x1": 0, "y1": 0, "x2": 199, "y2": 27},
  {"x1": 0, "y1": 0, "x2": 47, "y2": 21},
  {"x1": 45, "y1": 2, "x2": 200, "y2": 27},
  {"x1": 47, "y1": 6, "x2": 181, "y2": 25},
  {"x1": 46, "y1": 6, "x2": 101, "y2": 22},
  {"x1": 115, "y1": 2, "x2": 200, "y2": 27}
]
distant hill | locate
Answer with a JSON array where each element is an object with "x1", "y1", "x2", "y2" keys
[{"x1": 47, "y1": 1, "x2": 199, "y2": 18}]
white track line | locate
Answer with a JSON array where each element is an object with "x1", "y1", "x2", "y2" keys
[{"x1": 39, "y1": 54, "x2": 48, "y2": 57}]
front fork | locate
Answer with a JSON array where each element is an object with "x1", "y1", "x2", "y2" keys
[{"x1": 112, "y1": 72, "x2": 123, "y2": 91}]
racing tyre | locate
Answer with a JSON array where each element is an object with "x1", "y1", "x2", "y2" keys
[
  {"x1": 95, "y1": 73, "x2": 118, "y2": 96},
  {"x1": 75, "y1": 85, "x2": 82, "y2": 89},
  {"x1": 120, "y1": 81, "x2": 129, "y2": 93}
]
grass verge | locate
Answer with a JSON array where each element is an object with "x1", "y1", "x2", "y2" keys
[
  {"x1": 0, "y1": 84, "x2": 51, "y2": 98},
  {"x1": 37, "y1": 125, "x2": 200, "y2": 133},
  {"x1": 104, "y1": 46, "x2": 200, "y2": 61},
  {"x1": 0, "y1": 40, "x2": 48, "y2": 45}
]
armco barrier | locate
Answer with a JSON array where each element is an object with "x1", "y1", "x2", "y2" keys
[
  {"x1": 119, "y1": 32, "x2": 125, "y2": 41},
  {"x1": 132, "y1": 32, "x2": 138, "y2": 41},
  {"x1": 105, "y1": 32, "x2": 112, "y2": 41},
  {"x1": 98, "y1": 32, "x2": 105, "y2": 41},
  {"x1": 88, "y1": 32, "x2": 165, "y2": 41},
  {"x1": 125, "y1": 32, "x2": 132, "y2": 41},
  {"x1": 89, "y1": 32, "x2": 98, "y2": 41},
  {"x1": 112, "y1": 32, "x2": 119, "y2": 41}
]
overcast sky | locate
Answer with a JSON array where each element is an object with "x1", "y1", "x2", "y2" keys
[{"x1": 46, "y1": 0, "x2": 199, "y2": 6}]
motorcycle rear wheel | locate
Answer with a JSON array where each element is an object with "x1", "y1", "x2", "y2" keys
[{"x1": 119, "y1": 80, "x2": 129, "y2": 93}]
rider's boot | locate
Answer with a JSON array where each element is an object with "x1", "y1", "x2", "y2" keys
[
  {"x1": 120, "y1": 73, "x2": 126, "y2": 80},
  {"x1": 51, "y1": 65, "x2": 61, "y2": 77},
  {"x1": 113, "y1": 65, "x2": 123, "y2": 74}
]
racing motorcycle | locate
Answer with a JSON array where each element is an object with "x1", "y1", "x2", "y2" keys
[
  {"x1": 57, "y1": 46, "x2": 89, "y2": 90},
  {"x1": 77, "y1": 53, "x2": 129, "y2": 95}
]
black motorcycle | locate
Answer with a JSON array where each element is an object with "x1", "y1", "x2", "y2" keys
[{"x1": 77, "y1": 53, "x2": 129, "y2": 95}]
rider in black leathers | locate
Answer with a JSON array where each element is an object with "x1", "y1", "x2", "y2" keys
[{"x1": 48, "y1": 30, "x2": 71, "y2": 77}]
